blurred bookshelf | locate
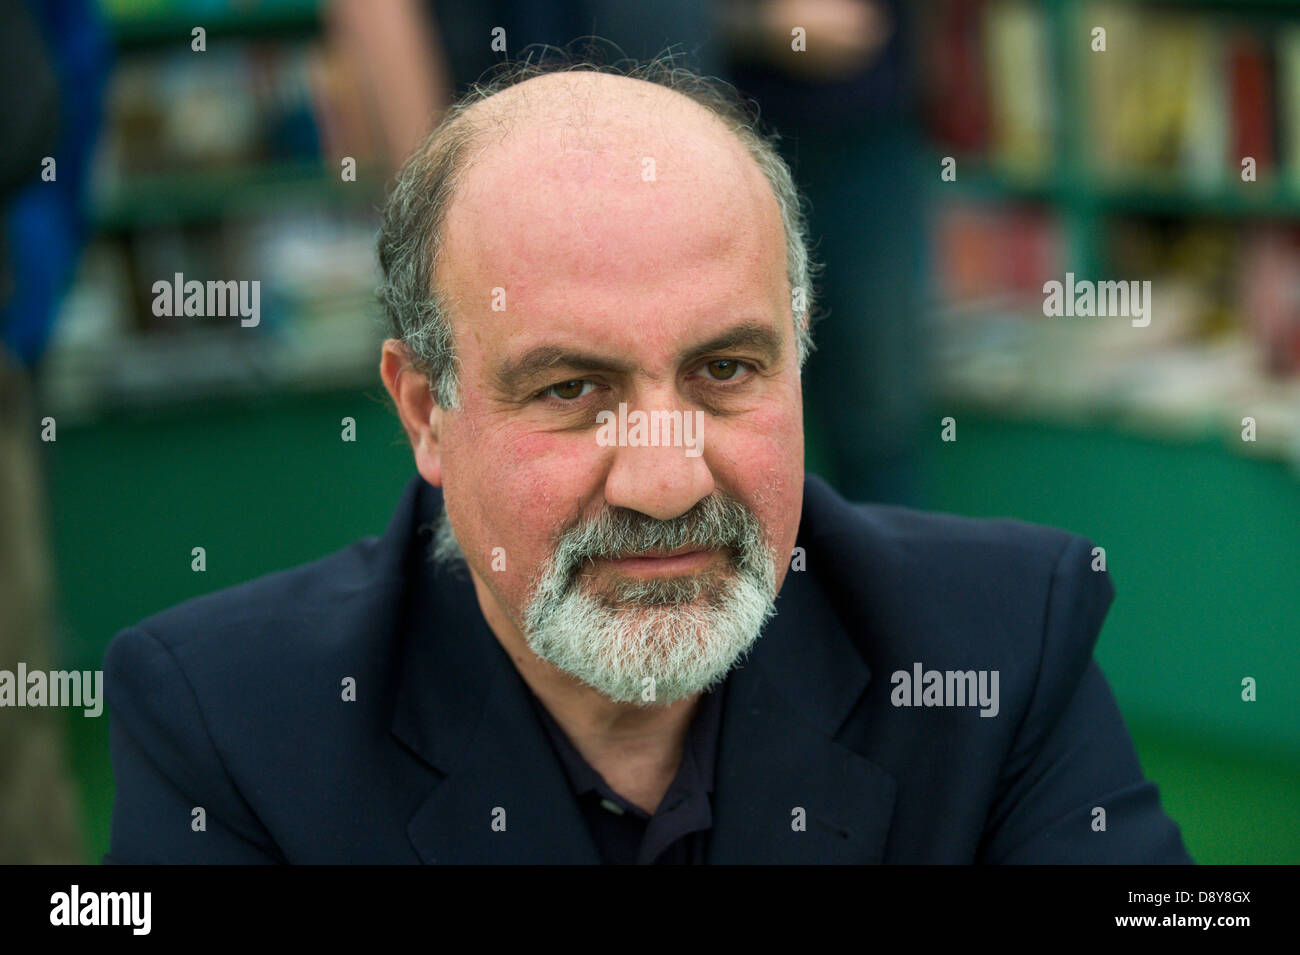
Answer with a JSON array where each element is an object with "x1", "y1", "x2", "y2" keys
[
  {"x1": 63, "y1": 0, "x2": 1300, "y2": 462},
  {"x1": 47, "y1": 0, "x2": 388, "y2": 423},
  {"x1": 926, "y1": 0, "x2": 1300, "y2": 470}
]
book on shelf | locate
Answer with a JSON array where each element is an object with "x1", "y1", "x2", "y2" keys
[
  {"x1": 982, "y1": 0, "x2": 1051, "y2": 178},
  {"x1": 930, "y1": 1, "x2": 1300, "y2": 194}
]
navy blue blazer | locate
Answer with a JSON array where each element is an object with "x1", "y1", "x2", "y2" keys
[{"x1": 103, "y1": 474, "x2": 1193, "y2": 863}]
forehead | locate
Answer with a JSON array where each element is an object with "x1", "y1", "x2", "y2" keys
[{"x1": 436, "y1": 76, "x2": 789, "y2": 358}]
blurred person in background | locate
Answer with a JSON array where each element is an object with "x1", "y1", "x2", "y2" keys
[
  {"x1": 0, "y1": 0, "x2": 110, "y2": 862},
  {"x1": 332, "y1": 0, "x2": 928, "y2": 505},
  {"x1": 725, "y1": 0, "x2": 929, "y2": 506}
]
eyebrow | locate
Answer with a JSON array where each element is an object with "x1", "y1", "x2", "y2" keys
[
  {"x1": 680, "y1": 323, "x2": 782, "y2": 367},
  {"x1": 493, "y1": 321, "x2": 783, "y2": 394}
]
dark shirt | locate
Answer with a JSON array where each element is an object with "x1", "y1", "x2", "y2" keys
[{"x1": 527, "y1": 678, "x2": 727, "y2": 865}]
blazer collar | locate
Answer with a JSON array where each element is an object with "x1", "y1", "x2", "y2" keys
[
  {"x1": 389, "y1": 475, "x2": 896, "y2": 863},
  {"x1": 707, "y1": 557, "x2": 897, "y2": 863}
]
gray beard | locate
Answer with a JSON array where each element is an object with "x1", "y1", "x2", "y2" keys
[{"x1": 430, "y1": 496, "x2": 778, "y2": 705}]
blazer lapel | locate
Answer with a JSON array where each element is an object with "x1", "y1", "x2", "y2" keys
[
  {"x1": 708, "y1": 561, "x2": 898, "y2": 864},
  {"x1": 405, "y1": 660, "x2": 601, "y2": 864},
  {"x1": 390, "y1": 479, "x2": 599, "y2": 864}
]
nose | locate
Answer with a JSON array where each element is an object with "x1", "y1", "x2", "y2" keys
[{"x1": 602, "y1": 406, "x2": 715, "y2": 521}]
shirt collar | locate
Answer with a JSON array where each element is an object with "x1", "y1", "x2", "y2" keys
[{"x1": 528, "y1": 675, "x2": 729, "y2": 806}]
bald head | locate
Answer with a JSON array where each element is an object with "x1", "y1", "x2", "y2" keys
[
  {"x1": 455, "y1": 70, "x2": 750, "y2": 166},
  {"x1": 439, "y1": 72, "x2": 788, "y2": 363},
  {"x1": 378, "y1": 59, "x2": 816, "y2": 409},
  {"x1": 450, "y1": 72, "x2": 769, "y2": 221}
]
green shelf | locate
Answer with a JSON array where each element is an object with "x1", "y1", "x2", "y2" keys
[
  {"x1": 1094, "y1": 181, "x2": 1300, "y2": 219},
  {"x1": 91, "y1": 160, "x2": 378, "y2": 229},
  {"x1": 944, "y1": 164, "x2": 1300, "y2": 221},
  {"x1": 107, "y1": 0, "x2": 321, "y2": 49}
]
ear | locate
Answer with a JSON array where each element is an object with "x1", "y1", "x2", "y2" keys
[{"x1": 380, "y1": 339, "x2": 445, "y2": 487}]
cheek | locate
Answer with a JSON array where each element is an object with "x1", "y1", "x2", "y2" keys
[
  {"x1": 444, "y1": 419, "x2": 603, "y2": 571},
  {"x1": 497, "y1": 429, "x2": 597, "y2": 517},
  {"x1": 709, "y1": 401, "x2": 804, "y2": 547}
]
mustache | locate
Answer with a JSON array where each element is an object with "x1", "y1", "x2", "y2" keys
[{"x1": 550, "y1": 494, "x2": 768, "y2": 582}]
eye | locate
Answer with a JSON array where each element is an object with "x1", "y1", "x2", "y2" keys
[
  {"x1": 698, "y1": 359, "x2": 751, "y2": 382},
  {"x1": 542, "y1": 379, "x2": 596, "y2": 401}
]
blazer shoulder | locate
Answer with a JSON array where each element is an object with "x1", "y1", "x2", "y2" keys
[
  {"x1": 800, "y1": 475, "x2": 1097, "y2": 600},
  {"x1": 106, "y1": 526, "x2": 410, "y2": 683},
  {"x1": 804, "y1": 474, "x2": 1080, "y2": 565},
  {"x1": 799, "y1": 476, "x2": 1114, "y2": 690},
  {"x1": 101, "y1": 520, "x2": 426, "y2": 847},
  {"x1": 113, "y1": 475, "x2": 437, "y2": 670}
]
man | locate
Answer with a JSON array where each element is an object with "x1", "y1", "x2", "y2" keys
[{"x1": 104, "y1": 58, "x2": 1192, "y2": 864}]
